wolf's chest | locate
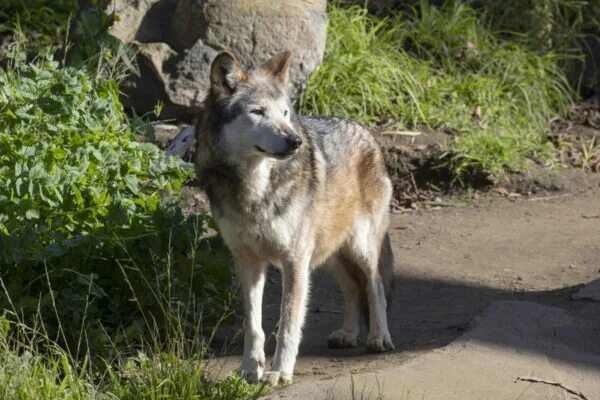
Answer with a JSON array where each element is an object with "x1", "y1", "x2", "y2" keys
[{"x1": 213, "y1": 203, "x2": 301, "y2": 259}]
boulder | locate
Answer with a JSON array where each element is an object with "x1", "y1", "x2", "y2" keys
[
  {"x1": 121, "y1": 40, "x2": 217, "y2": 118},
  {"x1": 99, "y1": 0, "x2": 328, "y2": 120},
  {"x1": 178, "y1": 0, "x2": 328, "y2": 98}
]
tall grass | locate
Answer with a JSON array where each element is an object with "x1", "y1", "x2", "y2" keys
[
  {"x1": 0, "y1": 319, "x2": 266, "y2": 400},
  {"x1": 0, "y1": 230, "x2": 267, "y2": 400},
  {"x1": 301, "y1": 2, "x2": 576, "y2": 182},
  {"x1": 0, "y1": 0, "x2": 77, "y2": 48}
]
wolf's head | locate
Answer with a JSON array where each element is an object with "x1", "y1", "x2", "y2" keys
[{"x1": 207, "y1": 51, "x2": 302, "y2": 162}]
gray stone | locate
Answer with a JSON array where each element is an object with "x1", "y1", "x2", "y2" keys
[
  {"x1": 154, "y1": 123, "x2": 181, "y2": 149},
  {"x1": 121, "y1": 40, "x2": 216, "y2": 119},
  {"x1": 166, "y1": 125, "x2": 195, "y2": 161},
  {"x1": 163, "y1": 40, "x2": 217, "y2": 112},
  {"x1": 119, "y1": 41, "x2": 174, "y2": 118},
  {"x1": 195, "y1": 0, "x2": 327, "y2": 96},
  {"x1": 106, "y1": 0, "x2": 167, "y2": 43},
  {"x1": 572, "y1": 279, "x2": 600, "y2": 302},
  {"x1": 102, "y1": 0, "x2": 327, "y2": 119}
]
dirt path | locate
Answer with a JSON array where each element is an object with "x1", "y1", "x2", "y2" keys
[{"x1": 214, "y1": 180, "x2": 600, "y2": 398}]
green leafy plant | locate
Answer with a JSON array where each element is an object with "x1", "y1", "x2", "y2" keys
[
  {"x1": 0, "y1": 48, "x2": 236, "y2": 355},
  {"x1": 0, "y1": 49, "x2": 188, "y2": 263}
]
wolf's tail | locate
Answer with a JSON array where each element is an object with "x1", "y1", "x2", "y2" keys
[{"x1": 378, "y1": 233, "x2": 395, "y2": 308}]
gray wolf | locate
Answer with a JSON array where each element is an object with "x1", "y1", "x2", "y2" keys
[{"x1": 195, "y1": 51, "x2": 395, "y2": 385}]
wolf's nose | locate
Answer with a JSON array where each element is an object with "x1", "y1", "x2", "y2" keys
[{"x1": 286, "y1": 135, "x2": 303, "y2": 150}]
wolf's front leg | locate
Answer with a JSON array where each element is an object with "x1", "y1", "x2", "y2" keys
[
  {"x1": 234, "y1": 260, "x2": 267, "y2": 383},
  {"x1": 264, "y1": 260, "x2": 311, "y2": 385}
]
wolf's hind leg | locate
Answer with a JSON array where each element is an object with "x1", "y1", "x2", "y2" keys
[
  {"x1": 324, "y1": 254, "x2": 361, "y2": 348},
  {"x1": 234, "y1": 257, "x2": 267, "y2": 383},
  {"x1": 345, "y1": 218, "x2": 394, "y2": 353}
]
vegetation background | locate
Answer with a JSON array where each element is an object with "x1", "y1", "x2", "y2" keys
[{"x1": 0, "y1": 0, "x2": 598, "y2": 398}]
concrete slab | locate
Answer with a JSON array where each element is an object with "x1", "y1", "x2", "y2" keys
[
  {"x1": 270, "y1": 301, "x2": 600, "y2": 400},
  {"x1": 573, "y1": 279, "x2": 600, "y2": 302}
]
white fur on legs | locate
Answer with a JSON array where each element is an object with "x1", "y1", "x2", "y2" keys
[
  {"x1": 347, "y1": 214, "x2": 394, "y2": 353},
  {"x1": 234, "y1": 261, "x2": 267, "y2": 383},
  {"x1": 325, "y1": 256, "x2": 361, "y2": 348},
  {"x1": 265, "y1": 258, "x2": 311, "y2": 385}
]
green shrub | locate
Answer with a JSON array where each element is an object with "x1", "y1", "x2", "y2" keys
[
  {"x1": 0, "y1": 49, "x2": 235, "y2": 354},
  {"x1": 301, "y1": 2, "x2": 575, "y2": 182},
  {"x1": 0, "y1": 50, "x2": 187, "y2": 263}
]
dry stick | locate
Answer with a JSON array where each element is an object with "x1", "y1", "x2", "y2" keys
[
  {"x1": 381, "y1": 130, "x2": 422, "y2": 136},
  {"x1": 516, "y1": 376, "x2": 589, "y2": 400},
  {"x1": 581, "y1": 214, "x2": 600, "y2": 219},
  {"x1": 525, "y1": 193, "x2": 571, "y2": 202},
  {"x1": 409, "y1": 172, "x2": 419, "y2": 194}
]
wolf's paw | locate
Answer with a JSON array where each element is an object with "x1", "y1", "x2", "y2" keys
[
  {"x1": 262, "y1": 370, "x2": 292, "y2": 386},
  {"x1": 235, "y1": 359, "x2": 264, "y2": 383},
  {"x1": 327, "y1": 329, "x2": 358, "y2": 348},
  {"x1": 366, "y1": 333, "x2": 394, "y2": 353}
]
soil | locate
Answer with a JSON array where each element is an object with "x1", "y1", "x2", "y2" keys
[
  {"x1": 550, "y1": 95, "x2": 600, "y2": 173},
  {"x1": 209, "y1": 173, "x2": 600, "y2": 398}
]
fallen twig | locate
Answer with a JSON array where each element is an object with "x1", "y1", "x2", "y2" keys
[
  {"x1": 422, "y1": 201, "x2": 466, "y2": 208},
  {"x1": 381, "y1": 130, "x2": 422, "y2": 136},
  {"x1": 525, "y1": 194, "x2": 571, "y2": 202},
  {"x1": 516, "y1": 376, "x2": 589, "y2": 400}
]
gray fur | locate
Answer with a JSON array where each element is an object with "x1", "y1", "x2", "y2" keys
[{"x1": 195, "y1": 51, "x2": 395, "y2": 385}]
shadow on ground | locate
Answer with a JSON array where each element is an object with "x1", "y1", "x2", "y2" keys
[
  {"x1": 213, "y1": 189, "x2": 600, "y2": 385},
  {"x1": 215, "y1": 269, "x2": 600, "y2": 374}
]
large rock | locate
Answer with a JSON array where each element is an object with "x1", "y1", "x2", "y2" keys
[
  {"x1": 103, "y1": 0, "x2": 327, "y2": 120},
  {"x1": 175, "y1": 0, "x2": 327, "y2": 97},
  {"x1": 121, "y1": 40, "x2": 217, "y2": 118}
]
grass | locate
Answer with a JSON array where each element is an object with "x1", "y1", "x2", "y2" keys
[
  {"x1": 477, "y1": 0, "x2": 600, "y2": 88},
  {"x1": 0, "y1": 206, "x2": 265, "y2": 399},
  {"x1": 0, "y1": 231, "x2": 268, "y2": 399},
  {"x1": 0, "y1": 0, "x2": 77, "y2": 49},
  {"x1": 0, "y1": 228, "x2": 268, "y2": 399},
  {"x1": 300, "y1": 2, "x2": 577, "y2": 182},
  {"x1": 0, "y1": 316, "x2": 267, "y2": 400}
]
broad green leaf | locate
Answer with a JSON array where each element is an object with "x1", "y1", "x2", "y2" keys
[{"x1": 25, "y1": 209, "x2": 39, "y2": 220}]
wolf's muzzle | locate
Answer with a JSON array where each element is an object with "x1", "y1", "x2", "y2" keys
[
  {"x1": 254, "y1": 132, "x2": 302, "y2": 159},
  {"x1": 285, "y1": 135, "x2": 303, "y2": 151}
]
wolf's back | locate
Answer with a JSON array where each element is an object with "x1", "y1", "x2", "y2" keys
[{"x1": 301, "y1": 116, "x2": 379, "y2": 165}]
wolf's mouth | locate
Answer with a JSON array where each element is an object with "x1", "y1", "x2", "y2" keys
[{"x1": 254, "y1": 145, "x2": 296, "y2": 159}]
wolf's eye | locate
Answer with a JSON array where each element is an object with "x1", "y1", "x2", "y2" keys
[
  {"x1": 284, "y1": 110, "x2": 289, "y2": 117},
  {"x1": 250, "y1": 108, "x2": 265, "y2": 116}
]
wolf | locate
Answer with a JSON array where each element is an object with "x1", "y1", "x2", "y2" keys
[{"x1": 195, "y1": 50, "x2": 395, "y2": 385}]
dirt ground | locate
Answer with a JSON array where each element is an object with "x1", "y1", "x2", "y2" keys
[{"x1": 211, "y1": 171, "x2": 600, "y2": 399}]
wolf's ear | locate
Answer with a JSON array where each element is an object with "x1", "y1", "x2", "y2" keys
[
  {"x1": 210, "y1": 51, "x2": 246, "y2": 97},
  {"x1": 260, "y1": 51, "x2": 292, "y2": 85}
]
